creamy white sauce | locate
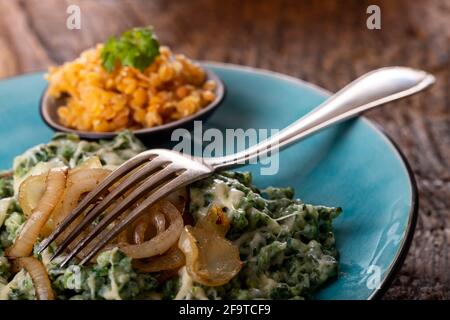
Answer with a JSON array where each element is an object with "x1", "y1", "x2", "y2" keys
[
  {"x1": 192, "y1": 180, "x2": 244, "y2": 220},
  {"x1": 233, "y1": 228, "x2": 266, "y2": 248},
  {"x1": 13, "y1": 158, "x2": 66, "y2": 195},
  {"x1": 276, "y1": 213, "x2": 297, "y2": 232},
  {"x1": 0, "y1": 270, "x2": 35, "y2": 300},
  {"x1": 97, "y1": 150, "x2": 126, "y2": 167},
  {"x1": 174, "y1": 267, "x2": 208, "y2": 300},
  {"x1": 0, "y1": 197, "x2": 13, "y2": 227},
  {"x1": 87, "y1": 274, "x2": 96, "y2": 299},
  {"x1": 259, "y1": 274, "x2": 278, "y2": 292},
  {"x1": 248, "y1": 231, "x2": 267, "y2": 253},
  {"x1": 102, "y1": 248, "x2": 122, "y2": 300}
]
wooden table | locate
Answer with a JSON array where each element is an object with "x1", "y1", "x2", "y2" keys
[{"x1": 0, "y1": 0, "x2": 449, "y2": 299}]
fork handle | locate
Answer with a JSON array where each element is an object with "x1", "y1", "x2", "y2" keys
[{"x1": 206, "y1": 67, "x2": 435, "y2": 170}]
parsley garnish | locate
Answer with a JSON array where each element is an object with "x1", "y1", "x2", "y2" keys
[{"x1": 101, "y1": 26, "x2": 160, "y2": 72}]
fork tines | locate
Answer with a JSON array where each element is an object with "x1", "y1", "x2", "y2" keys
[{"x1": 38, "y1": 150, "x2": 200, "y2": 267}]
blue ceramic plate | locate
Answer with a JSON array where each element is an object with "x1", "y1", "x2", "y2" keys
[{"x1": 0, "y1": 63, "x2": 416, "y2": 300}]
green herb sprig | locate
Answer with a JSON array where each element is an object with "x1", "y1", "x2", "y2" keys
[{"x1": 101, "y1": 26, "x2": 160, "y2": 72}]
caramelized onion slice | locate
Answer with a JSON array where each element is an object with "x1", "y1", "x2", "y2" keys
[
  {"x1": 118, "y1": 224, "x2": 133, "y2": 244},
  {"x1": 18, "y1": 174, "x2": 46, "y2": 218},
  {"x1": 133, "y1": 219, "x2": 148, "y2": 245},
  {"x1": 52, "y1": 168, "x2": 111, "y2": 251},
  {"x1": 132, "y1": 208, "x2": 165, "y2": 245},
  {"x1": 18, "y1": 257, "x2": 55, "y2": 300},
  {"x1": 7, "y1": 168, "x2": 67, "y2": 258},
  {"x1": 152, "y1": 212, "x2": 166, "y2": 235},
  {"x1": 178, "y1": 225, "x2": 242, "y2": 287},
  {"x1": 52, "y1": 168, "x2": 111, "y2": 227},
  {"x1": 163, "y1": 188, "x2": 187, "y2": 213},
  {"x1": 120, "y1": 200, "x2": 183, "y2": 259},
  {"x1": 71, "y1": 156, "x2": 103, "y2": 173},
  {"x1": 18, "y1": 173, "x2": 55, "y2": 237},
  {"x1": 132, "y1": 246, "x2": 185, "y2": 273},
  {"x1": 195, "y1": 206, "x2": 230, "y2": 237}
]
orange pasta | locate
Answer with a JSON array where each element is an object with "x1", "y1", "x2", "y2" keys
[{"x1": 46, "y1": 45, "x2": 216, "y2": 132}]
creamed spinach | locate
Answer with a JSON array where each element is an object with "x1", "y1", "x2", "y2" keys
[{"x1": 0, "y1": 133, "x2": 340, "y2": 300}]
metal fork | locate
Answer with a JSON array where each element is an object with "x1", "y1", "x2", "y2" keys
[{"x1": 38, "y1": 67, "x2": 435, "y2": 266}]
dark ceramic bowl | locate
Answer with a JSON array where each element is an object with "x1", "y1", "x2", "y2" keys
[{"x1": 40, "y1": 67, "x2": 225, "y2": 141}]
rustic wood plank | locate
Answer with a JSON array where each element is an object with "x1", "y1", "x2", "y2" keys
[
  {"x1": 20, "y1": 0, "x2": 141, "y2": 64},
  {"x1": 0, "y1": 0, "x2": 449, "y2": 299},
  {"x1": 0, "y1": 0, "x2": 53, "y2": 77}
]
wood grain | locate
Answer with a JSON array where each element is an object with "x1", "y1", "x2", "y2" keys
[{"x1": 0, "y1": 0, "x2": 449, "y2": 299}]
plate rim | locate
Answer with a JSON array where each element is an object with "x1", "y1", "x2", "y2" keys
[
  {"x1": 203, "y1": 61, "x2": 418, "y2": 300},
  {"x1": 0, "y1": 64, "x2": 418, "y2": 300}
]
